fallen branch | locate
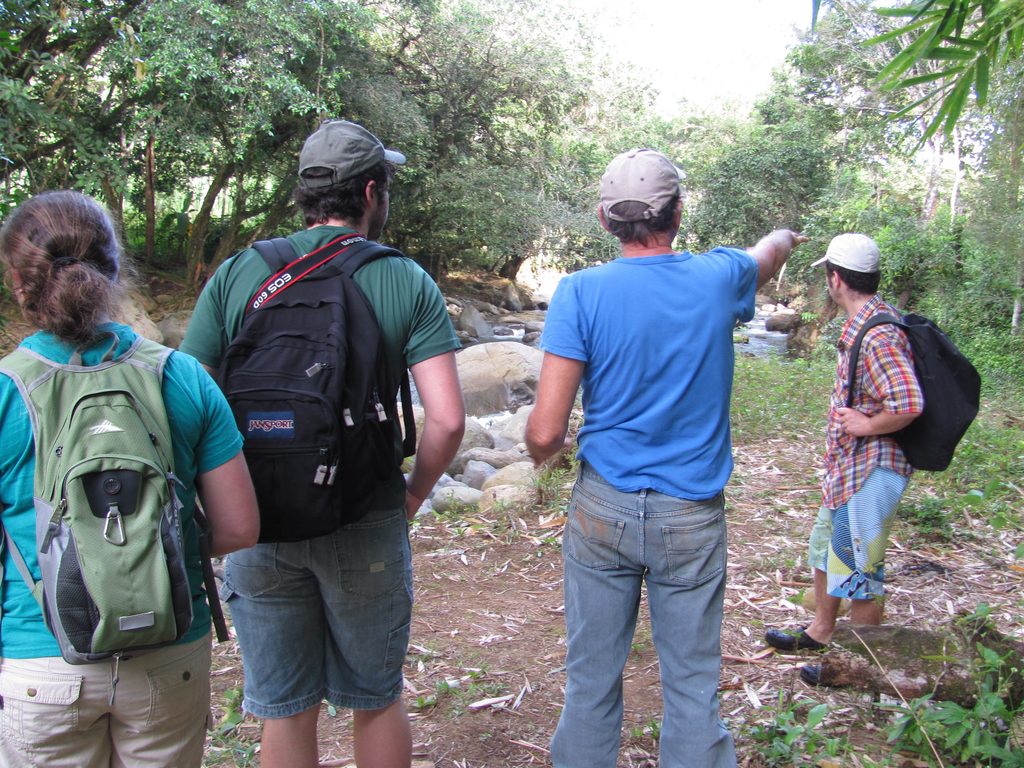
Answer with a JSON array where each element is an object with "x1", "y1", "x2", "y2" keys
[{"x1": 815, "y1": 619, "x2": 1024, "y2": 707}]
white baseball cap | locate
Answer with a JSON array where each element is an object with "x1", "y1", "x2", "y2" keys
[{"x1": 811, "y1": 233, "x2": 880, "y2": 273}]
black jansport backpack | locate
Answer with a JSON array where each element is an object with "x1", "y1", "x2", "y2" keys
[
  {"x1": 219, "y1": 234, "x2": 416, "y2": 542},
  {"x1": 846, "y1": 312, "x2": 981, "y2": 471}
]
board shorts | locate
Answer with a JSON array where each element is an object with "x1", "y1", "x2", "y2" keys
[{"x1": 807, "y1": 466, "x2": 909, "y2": 600}]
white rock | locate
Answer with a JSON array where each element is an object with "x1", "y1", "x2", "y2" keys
[
  {"x1": 431, "y1": 486, "x2": 484, "y2": 512},
  {"x1": 481, "y1": 461, "x2": 538, "y2": 491}
]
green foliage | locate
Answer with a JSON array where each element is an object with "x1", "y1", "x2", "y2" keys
[
  {"x1": 535, "y1": 457, "x2": 576, "y2": 513},
  {"x1": 731, "y1": 356, "x2": 834, "y2": 445},
  {"x1": 900, "y1": 495, "x2": 955, "y2": 540},
  {"x1": 870, "y1": 0, "x2": 1024, "y2": 141},
  {"x1": 628, "y1": 717, "x2": 661, "y2": 742},
  {"x1": 683, "y1": 112, "x2": 834, "y2": 250},
  {"x1": 205, "y1": 685, "x2": 259, "y2": 767},
  {"x1": 746, "y1": 692, "x2": 848, "y2": 766},
  {"x1": 931, "y1": 412, "x2": 1024, "y2": 533},
  {"x1": 884, "y1": 621, "x2": 1024, "y2": 766}
]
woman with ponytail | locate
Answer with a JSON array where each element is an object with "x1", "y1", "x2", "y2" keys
[{"x1": 0, "y1": 190, "x2": 259, "y2": 767}]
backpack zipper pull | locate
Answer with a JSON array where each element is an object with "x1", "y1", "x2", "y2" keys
[
  {"x1": 371, "y1": 388, "x2": 387, "y2": 422},
  {"x1": 305, "y1": 362, "x2": 330, "y2": 377},
  {"x1": 103, "y1": 503, "x2": 126, "y2": 546},
  {"x1": 109, "y1": 653, "x2": 121, "y2": 706},
  {"x1": 40, "y1": 499, "x2": 66, "y2": 554}
]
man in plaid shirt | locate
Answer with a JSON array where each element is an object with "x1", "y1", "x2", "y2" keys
[{"x1": 764, "y1": 234, "x2": 923, "y2": 685}]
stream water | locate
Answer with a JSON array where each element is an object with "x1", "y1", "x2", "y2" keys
[{"x1": 738, "y1": 307, "x2": 790, "y2": 358}]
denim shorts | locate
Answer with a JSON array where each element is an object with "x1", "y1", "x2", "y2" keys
[{"x1": 221, "y1": 506, "x2": 412, "y2": 718}]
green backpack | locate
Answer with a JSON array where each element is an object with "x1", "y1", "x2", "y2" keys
[{"x1": 0, "y1": 334, "x2": 203, "y2": 664}]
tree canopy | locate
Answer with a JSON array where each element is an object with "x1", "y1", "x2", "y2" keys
[{"x1": 2, "y1": 0, "x2": 1023, "y2": 381}]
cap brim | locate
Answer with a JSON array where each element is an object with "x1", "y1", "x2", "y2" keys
[
  {"x1": 384, "y1": 149, "x2": 406, "y2": 166},
  {"x1": 810, "y1": 255, "x2": 829, "y2": 267}
]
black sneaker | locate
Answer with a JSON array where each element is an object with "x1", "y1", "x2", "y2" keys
[
  {"x1": 764, "y1": 627, "x2": 827, "y2": 652},
  {"x1": 799, "y1": 664, "x2": 824, "y2": 686}
]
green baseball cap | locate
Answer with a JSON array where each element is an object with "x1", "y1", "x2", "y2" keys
[{"x1": 298, "y1": 120, "x2": 406, "y2": 189}]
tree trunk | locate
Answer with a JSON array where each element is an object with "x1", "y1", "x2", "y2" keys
[
  {"x1": 185, "y1": 162, "x2": 235, "y2": 287},
  {"x1": 920, "y1": 134, "x2": 942, "y2": 221},
  {"x1": 1007, "y1": 95, "x2": 1022, "y2": 333},
  {"x1": 245, "y1": 183, "x2": 297, "y2": 245},
  {"x1": 498, "y1": 252, "x2": 527, "y2": 281},
  {"x1": 1013, "y1": 280, "x2": 1022, "y2": 335},
  {"x1": 814, "y1": 621, "x2": 1024, "y2": 707},
  {"x1": 144, "y1": 133, "x2": 156, "y2": 265},
  {"x1": 950, "y1": 127, "x2": 961, "y2": 223},
  {"x1": 99, "y1": 178, "x2": 123, "y2": 225}
]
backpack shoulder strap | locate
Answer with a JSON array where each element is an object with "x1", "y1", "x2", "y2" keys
[
  {"x1": 333, "y1": 241, "x2": 417, "y2": 456},
  {"x1": 0, "y1": 348, "x2": 50, "y2": 441},
  {"x1": 245, "y1": 233, "x2": 368, "y2": 315},
  {"x1": 845, "y1": 312, "x2": 905, "y2": 408},
  {"x1": 0, "y1": 353, "x2": 47, "y2": 606},
  {"x1": 251, "y1": 237, "x2": 299, "y2": 272},
  {"x1": 335, "y1": 240, "x2": 403, "y2": 277},
  {"x1": 1, "y1": 523, "x2": 44, "y2": 606}
]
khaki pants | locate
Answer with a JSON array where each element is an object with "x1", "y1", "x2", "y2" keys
[{"x1": 0, "y1": 636, "x2": 211, "y2": 768}]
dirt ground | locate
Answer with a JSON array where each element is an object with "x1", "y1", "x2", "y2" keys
[{"x1": 204, "y1": 431, "x2": 1024, "y2": 767}]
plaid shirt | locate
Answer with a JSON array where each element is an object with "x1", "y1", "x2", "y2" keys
[{"x1": 821, "y1": 295, "x2": 924, "y2": 509}]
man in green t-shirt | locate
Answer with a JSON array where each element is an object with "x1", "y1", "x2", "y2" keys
[{"x1": 181, "y1": 120, "x2": 465, "y2": 768}]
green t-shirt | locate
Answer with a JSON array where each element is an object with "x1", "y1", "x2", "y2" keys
[{"x1": 180, "y1": 225, "x2": 460, "y2": 509}]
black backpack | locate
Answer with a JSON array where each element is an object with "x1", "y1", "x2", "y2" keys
[
  {"x1": 219, "y1": 234, "x2": 416, "y2": 542},
  {"x1": 846, "y1": 312, "x2": 981, "y2": 472}
]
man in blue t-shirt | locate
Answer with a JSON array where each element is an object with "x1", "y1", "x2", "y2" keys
[{"x1": 526, "y1": 148, "x2": 806, "y2": 768}]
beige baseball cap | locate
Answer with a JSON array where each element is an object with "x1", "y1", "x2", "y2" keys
[
  {"x1": 811, "y1": 233, "x2": 880, "y2": 272},
  {"x1": 298, "y1": 120, "x2": 406, "y2": 189},
  {"x1": 599, "y1": 149, "x2": 682, "y2": 222}
]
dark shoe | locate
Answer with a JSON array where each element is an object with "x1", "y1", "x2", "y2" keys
[
  {"x1": 799, "y1": 664, "x2": 823, "y2": 686},
  {"x1": 764, "y1": 626, "x2": 827, "y2": 652}
]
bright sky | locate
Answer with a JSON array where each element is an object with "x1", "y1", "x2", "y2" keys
[{"x1": 562, "y1": 0, "x2": 814, "y2": 115}]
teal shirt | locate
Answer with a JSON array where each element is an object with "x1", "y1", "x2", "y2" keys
[
  {"x1": 0, "y1": 323, "x2": 243, "y2": 657},
  {"x1": 181, "y1": 226, "x2": 460, "y2": 509}
]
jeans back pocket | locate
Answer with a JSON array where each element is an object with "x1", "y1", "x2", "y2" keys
[{"x1": 661, "y1": 510, "x2": 725, "y2": 588}]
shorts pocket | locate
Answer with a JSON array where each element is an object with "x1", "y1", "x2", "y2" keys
[
  {"x1": 335, "y1": 514, "x2": 410, "y2": 600},
  {"x1": 564, "y1": 501, "x2": 625, "y2": 570},
  {"x1": 224, "y1": 544, "x2": 281, "y2": 599},
  {"x1": 146, "y1": 641, "x2": 211, "y2": 728},
  {"x1": 0, "y1": 665, "x2": 82, "y2": 748},
  {"x1": 661, "y1": 511, "x2": 725, "y2": 588}
]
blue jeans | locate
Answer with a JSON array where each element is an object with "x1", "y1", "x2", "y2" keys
[{"x1": 551, "y1": 464, "x2": 736, "y2": 768}]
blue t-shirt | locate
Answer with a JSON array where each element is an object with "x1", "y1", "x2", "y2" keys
[
  {"x1": 0, "y1": 323, "x2": 243, "y2": 658},
  {"x1": 540, "y1": 248, "x2": 758, "y2": 500}
]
